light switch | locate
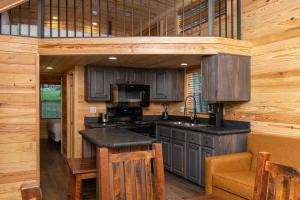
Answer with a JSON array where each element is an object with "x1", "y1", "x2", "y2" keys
[
  {"x1": 180, "y1": 106, "x2": 185, "y2": 113},
  {"x1": 89, "y1": 107, "x2": 97, "y2": 113}
]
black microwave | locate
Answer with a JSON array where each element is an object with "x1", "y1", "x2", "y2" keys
[{"x1": 110, "y1": 84, "x2": 150, "y2": 107}]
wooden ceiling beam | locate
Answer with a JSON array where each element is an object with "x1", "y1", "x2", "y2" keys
[{"x1": 38, "y1": 36, "x2": 252, "y2": 56}]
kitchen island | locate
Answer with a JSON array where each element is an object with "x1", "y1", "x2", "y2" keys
[
  {"x1": 79, "y1": 128, "x2": 157, "y2": 199},
  {"x1": 79, "y1": 128, "x2": 156, "y2": 158}
]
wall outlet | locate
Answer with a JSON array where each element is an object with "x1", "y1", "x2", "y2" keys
[
  {"x1": 89, "y1": 107, "x2": 97, "y2": 113},
  {"x1": 180, "y1": 106, "x2": 185, "y2": 113}
]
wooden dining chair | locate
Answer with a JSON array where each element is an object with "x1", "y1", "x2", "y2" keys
[
  {"x1": 97, "y1": 143, "x2": 166, "y2": 200},
  {"x1": 253, "y1": 152, "x2": 300, "y2": 200},
  {"x1": 20, "y1": 182, "x2": 42, "y2": 200}
]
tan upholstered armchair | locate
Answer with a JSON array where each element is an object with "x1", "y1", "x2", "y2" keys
[{"x1": 205, "y1": 133, "x2": 300, "y2": 200}]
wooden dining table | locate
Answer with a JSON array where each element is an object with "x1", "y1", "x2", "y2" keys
[{"x1": 79, "y1": 128, "x2": 156, "y2": 199}]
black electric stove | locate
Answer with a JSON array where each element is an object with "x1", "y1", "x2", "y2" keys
[{"x1": 105, "y1": 107, "x2": 156, "y2": 138}]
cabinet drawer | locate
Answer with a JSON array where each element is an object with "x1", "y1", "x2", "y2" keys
[
  {"x1": 172, "y1": 128, "x2": 187, "y2": 141},
  {"x1": 202, "y1": 134, "x2": 214, "y2": 148},
  {"x1": 157, "y1": 126, "x2": 172, "y2": 138},
  {"x1": 187, "y1": 132, "x2": 201, "y2": 145}
]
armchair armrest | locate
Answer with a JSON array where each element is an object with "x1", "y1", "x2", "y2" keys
[{"x1": 205, "y1": 152, "x2": 253, "y2": 194}]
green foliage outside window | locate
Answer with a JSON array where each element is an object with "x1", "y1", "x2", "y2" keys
[{"x1": 41, "y1": 84, "x2": 61, "y2": 118}]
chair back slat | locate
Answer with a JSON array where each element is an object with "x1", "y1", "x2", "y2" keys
[
  {"x1": 253, "y1": 152, "x2": 300, "y2": 200},
  {"x1": 253, "y1": 152, "x2": 271, "y2": 200},
  {"x1": 280, "y1": 177, "x2": 291, "y2": 200},
  {"x1": 267, "y1": 172, "x2": 277, "y2": 200},
  {"x1": 134, "y1": 160, "x2": 144, "y2": 200},
  {"x1": 144, "y1": 158, "x2": 153, "y2": 200},
  {"x1": 98, "y1": 143, "x2": 165, "y2": 200},
  {"x1": 124, "y1": 160, "x2": 134, "y2": 199},
  {"x1": 294, "y1": 179, "x2": 300, "y2": 200},
  {"x1": 153, "y1": 142, "x2": 166, "y2": 200}
]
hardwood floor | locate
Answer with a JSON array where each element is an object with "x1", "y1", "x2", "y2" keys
[{"x1": 40, "y1": 138, "x2": 203, "y2": 200}]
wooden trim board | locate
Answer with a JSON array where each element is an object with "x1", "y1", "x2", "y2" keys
[{"x1": 38, "y1": 37, "x2": 252, "y2": 56}]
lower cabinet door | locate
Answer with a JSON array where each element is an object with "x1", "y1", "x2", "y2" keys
[
  {"x1": 160, "y1": 137, "x2": 172, "y2": 171},
  {"x1": 172, "y1": 140, "x2": 186, "y2": 177},
  {"x1": 200, "y1": 147, "x2": 214, "y2": 186},
  {"x1": 186, "y1": 143, "x2": 201, "y2": 184}
]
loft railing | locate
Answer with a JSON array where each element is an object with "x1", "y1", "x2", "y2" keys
[{"x1": 0, "y1": 0, "x2": 241, "y2": 39}]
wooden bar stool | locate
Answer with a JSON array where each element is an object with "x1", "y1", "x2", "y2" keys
[{"x1": 67, "y1": 158, "x2": 96, "y2": 200}]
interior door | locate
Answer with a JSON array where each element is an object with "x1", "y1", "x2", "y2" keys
[{"x1": 62, "y1": 72, "x2": 74, "y2": 158}]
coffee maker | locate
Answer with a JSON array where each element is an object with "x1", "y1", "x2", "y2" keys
[{"x1": 208, "y1": 103, "x2": 224, "y2": 127}]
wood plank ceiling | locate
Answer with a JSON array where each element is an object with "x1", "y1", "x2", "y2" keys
[
  {"x1": 40, "y1": 54, "x2": 202, "y2": 74},
  {"x1": 0, "y1": 0, "x2": 28, "y2": 12}
]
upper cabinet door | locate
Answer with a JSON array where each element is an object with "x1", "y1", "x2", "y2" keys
[
  {"x1": 85, "y1": 65, "x2": 112, "y2": 101},
  {"x1": 128, "y1": 69, "x2": 146, "y2": 84},
  {"x1": 201, "y1": 53, "x2": 251, "y2": 102},
  {"x1": 150, "y1": 69, "x2": 184, "y2": 101},
  {"x1": 114, "y1": 68, "x2": 129, "y2": 84},
  {"x1": 151, "y1": 70, "x2": 168, "y2": 100}
]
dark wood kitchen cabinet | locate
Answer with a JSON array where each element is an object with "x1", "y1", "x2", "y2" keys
[
  {"x1": 172, "y1": 139, "x2": 186, "y2": 177},
  {"x1": 85, "y1": 65, "x2": 113, "y2": 101},
  {"x1": 113, "y1": 68, "x2": 146, "y2": 84},
  {"x1": 161, "y1": 137, "x2": 172, "y2": 171},
  {"x1": 150, "y1": 69, "x2": 184, "y2": 101},
  {"x1": 113, "y1": 68, "x2": 128, "y2": 84},
  {"x1": 128, "y1": 69, "x2": 146, "y2": 84},
  {"x1": 187, "y1": 143, "x2": 201, "y2": 184},
  {"x1": 156, "y1": 125, "x2": 248, "y2": 185},
  {"x1": 201, "y1": 53, "x2": 251, "y2": 102},
  {"x1": 85, "y1": 66, "x2": 184, "y2": 101}
]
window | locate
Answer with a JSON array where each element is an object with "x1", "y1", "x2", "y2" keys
[
  {"x1": 41, "y1": 84, "x2": 61, "y2": 118},
  {"x1": 186, "y1": 70, "x2": 208, "y2": 113}
]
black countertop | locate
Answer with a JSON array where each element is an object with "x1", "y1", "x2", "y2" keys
[
  {"x1": 85, "y1": 116, "x2": 250, "y2": 136},
  {"x1": 156, "y1": 121, "x2": 250, "y2": 135},
  {"x1": 79, "y1": 128, "x2": 156, "y2": 148}
]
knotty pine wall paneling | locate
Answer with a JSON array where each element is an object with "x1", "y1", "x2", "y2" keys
[
  {"x1": 224, "y1": 0, "x2": 300, "y2": 137},
  {"x1": 0, "y1": 36, "x2": 39, "y2": 200}
]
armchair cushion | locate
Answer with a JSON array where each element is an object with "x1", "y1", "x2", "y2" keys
[
  {"x1": 205, "y1": 152, "x2": 252, "y2": 194},
  {"x1": 212, "y1": 171, "x2": 255, "y2": 199}
]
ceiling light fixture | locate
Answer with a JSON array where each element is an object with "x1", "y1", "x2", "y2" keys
[
  {"x1": 108, "y1": 56, "x2": 117, "y2": 60},
  {"x1": 92, "y1": 22, "x2": 98, "y2": 26},
  {"x1": 180, "y1": 63, "x2": 188, "y2": 66},
  {"x1": 52, "y1": 16, "x2": 58, "y2": 20},
  {"x1": 46, "y1": 66, "x2": 53, "y2": 70}
]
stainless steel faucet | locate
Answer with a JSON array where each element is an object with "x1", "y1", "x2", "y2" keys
[{"x1": 184, "y1": 94, "x2": 197, "y2": 123}]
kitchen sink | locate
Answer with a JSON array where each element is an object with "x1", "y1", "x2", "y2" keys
[
  {"x1": 170, "y1": 121, "x2": 210, "y2": 128},
  {"x1": 172, "y1": 121, "x2": 185, "y2": 125}
]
